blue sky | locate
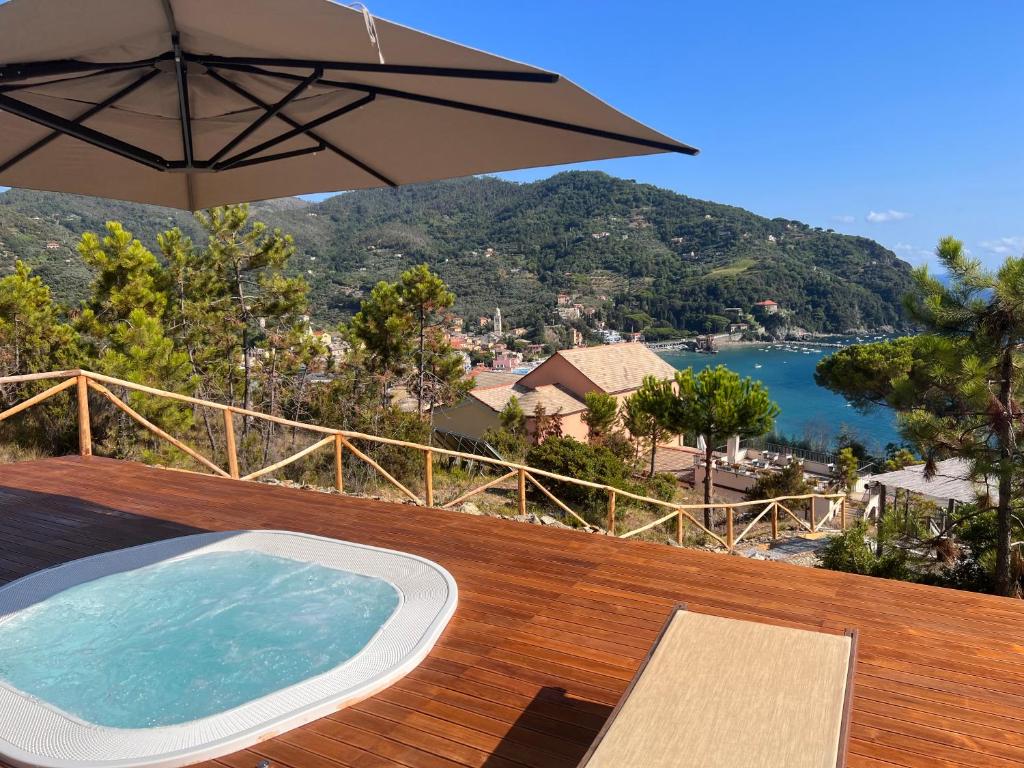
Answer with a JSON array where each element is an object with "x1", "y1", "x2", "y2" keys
[
  {"x1": 331, "y1": 0, "x2": 1021, "y2": 270},
  {"x1": 3, "y1": 1, "x2": 1021, "y2": 270}
]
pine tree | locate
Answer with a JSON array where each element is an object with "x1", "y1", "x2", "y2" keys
[
  {"x1": 0, "y1": 261, "x2": 81, "y2": 451},
  {"x1": 398, "y1": 264, "x2": 455, "y2": 416},
  {"x1": 582, "y1": 391, "x2": 618, "y2": 444},
  {"x1": 0, "y1": 261, "x2": 80, "y2": 378},
  {"x1": 161, "y1": 205, "x2": 313, "y2": 460},
  {"x1": 817, "y1": 237, "x2": 1024, "y2": 595},
  {"x1": 416, "y1": 326, "x2": 472, "y2": 420},
  {"x1": 78, "y1": 222, "x2": 169, "y2": 324},
  {"x1": 624, "y1": 376, "x2": 676, "y2": 478},
  {"x1": 348, "y1": 281, "x2": 415, "y2": 405},
  {"x1": 76, "y1": 223, "x2": 193, "y2": 440},
  {"x1": 499, "y1": 396, "x2": 527, "y2": 434},
  {"x1": 190, "y1": 205, "x2": 308, "y2": 421},
  {"x1": 670, "y1": 365, "x2": 778, "y2": 526},
  {"x1": 98, "y1": 309, "x2": 194, "y2": 445}
]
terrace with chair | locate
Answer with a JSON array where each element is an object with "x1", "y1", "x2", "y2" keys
[{"x1": 0, "y1": 370, "x2": 1021, "y2": 767}]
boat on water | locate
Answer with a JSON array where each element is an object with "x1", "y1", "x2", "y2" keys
[{"x1": 754, "y1": 363, "x2": 763, "y2": 369}]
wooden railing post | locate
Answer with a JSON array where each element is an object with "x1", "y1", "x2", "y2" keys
[
  {"x1": 424, "y1": 449, "x2": 434, "y2": 507},
  {"x1": 840, "y1": 495, "x2": 847, "y2": 530},
  {"x1": 333, "y1": 434, "x2": 344, "y2": 494},
  {"x1": 770, "y1": 502, "x2": 778, "y2": 540},
  {"x1": 677, "y1": 508, "x2": 685, "y2": 546},
  {"x1": 517, "y1": 468, "x2": 527, "y2": 516},
  {"x1": 223, "y1": 408, "x2": 239, "y2": 479},
  {"x1": 75, "y1": 374, "x2": 91, "y2": 456},
  {"x1": 726, "y1": 507, "x2": 734, "y2": 551},
  {"x1": 607, "y1": 489, "x2": 617, "y2": 534},
  {"x1": 809, "y1": 503, "x2": 816, "y2": 531}
]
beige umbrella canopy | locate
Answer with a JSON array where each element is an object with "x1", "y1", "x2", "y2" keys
[{"x1": 0, "y1": 0, "x2": 697, "y2": 210}]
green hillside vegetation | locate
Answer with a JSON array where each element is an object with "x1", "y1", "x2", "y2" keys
[{"x1": 0, "y1": 172, "x2": 913, "y2": 334}]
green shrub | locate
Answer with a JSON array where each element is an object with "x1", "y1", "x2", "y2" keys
[
  {"x1": 646, "y1": 472, "x2": 679, "y2": 502},
  {"x1": 482, "y1": 426, "x2": 528, "y2": 463},
  {"x1": 525, "y1": 436, "x2": 638, "y2": 525},
  {"x1": 818, "y1": 522, "x2": 911, "y2": 580},
  {"x1": 745, "y1": 460, "x2": 812, "y2": 511}
]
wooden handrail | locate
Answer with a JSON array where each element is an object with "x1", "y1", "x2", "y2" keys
[
  {"x1": 87, "y1": 380, "x2": 228, "y2": 477},
  {"x1": 0, "y1": 370, "x2": 849, "y2": 550},
  {"x1": 813, "y1": 497, "x2": 843, "y2": 532},
  {"x1": 680, "y1": 507, "x2": 727, "y2": 548},
  {"x1": 241, "y1": 436, "x2": 334, "y2": 481},
  {"x1": 442, "y1": 470, "x2": 516, "y2": 509},
  {"x1": 524, "y1": 472, "x2": 593, "y2": 529},
  {"x1": 733, "y1": 501, "x2": 776, "y2": 548},
  {"x1": 0, "y1": 376, "x2": 76, "y2": 423},
  {"x1": 776, "y1": 501, "x2": 813, "y2": 532},
  {"x1": 0, "y1": 369, "x2": 83, "y2": 385},
  {"x1": 339, "y1": 436, "x2": 420, "y2": 504}
]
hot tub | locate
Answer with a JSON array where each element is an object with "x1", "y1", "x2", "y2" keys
[{"x1": 0, "y1": 530, "x2": 457, "y2": 768}]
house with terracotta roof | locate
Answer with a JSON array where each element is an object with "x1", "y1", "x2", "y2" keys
[{"x1": 435, "y1": 344, "x2": 677, "y2": 443}]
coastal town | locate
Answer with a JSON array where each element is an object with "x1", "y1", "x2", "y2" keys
[{"x1": 307, "y1": 291, "x2": 798, "y2": 377}]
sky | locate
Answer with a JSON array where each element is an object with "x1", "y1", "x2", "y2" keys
[
  {"x1": 309, "y1": 0, "x2": 1021, "y2": 271},
  {"x1": 2, "y1": 0, "x2": 1022, "y2": 270}
]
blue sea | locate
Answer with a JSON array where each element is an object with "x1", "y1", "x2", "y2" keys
[{"x1": 658, "y1": 342, "x2": 901, "y2": 453}]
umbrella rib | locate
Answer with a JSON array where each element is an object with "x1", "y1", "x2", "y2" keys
[
  {"x1": 0, "y1": 67, "x2": 156, "y2": 94},
  {"x1": 0, "y1": 55, "x2": 174, "y2": 85},
  {"x1": 219, "y1": 142, "x2": 327, "y2": 171},
  {"x1": 207, "y1": 63, "x2": 698, "y2": 156},
  {"x1": 171, "y1": 34, "x2": 194, "y2": 170},
  {"x1": 187, "y1": 54, "x2": 558, "y2": 84},
  {"x1": 207, "y1": 68, "x2": 323, "y2": 166},
  {"x1": 0, "y1": 68, "x2": 161, "y2": 175},
  {"x1": 350, "y1": 81, "x2": 699, "y2": 156},
  {"x1": 0, "y1": 92, "x2": 170, "y2": 171},
  {"x1": 214, "y1": 93, "x2": 376, "y2": 172},
  {"x1": 204, "y1": 67, "x2": 396, "y2": 186}
]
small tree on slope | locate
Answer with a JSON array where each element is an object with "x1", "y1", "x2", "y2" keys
[{"x1": 670, "y1": 365, "x2": 779, "y2": 528}]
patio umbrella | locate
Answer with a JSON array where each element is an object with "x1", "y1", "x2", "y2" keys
[{"x1": 0, "y1": 0, "x2": 697, "y2": 210}]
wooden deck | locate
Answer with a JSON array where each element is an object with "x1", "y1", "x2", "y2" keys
[{"x1": 0, "y1": 456, "x2": 1022, "y2": 768}]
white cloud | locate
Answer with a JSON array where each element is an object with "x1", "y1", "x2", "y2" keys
[
  {"x1": 831, "y1": 214, "x2": 855, "y2": 224},
  {"x1": 979, "y1": 236, "x2": 1024, "y2": 256},
  {"x1": 866, "y1": 209, "x2": 911, "y2": 223}
]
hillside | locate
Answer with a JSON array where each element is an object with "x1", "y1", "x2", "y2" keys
[{"x1": 0, "y1": 172, "x2": 913, "y2": 334}]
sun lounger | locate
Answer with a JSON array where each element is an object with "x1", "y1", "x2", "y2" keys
[{"x1": 578, "y1": 606, "x2": 857, "y2": 768}]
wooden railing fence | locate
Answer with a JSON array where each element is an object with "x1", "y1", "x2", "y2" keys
[{"x1": 0, "y1": 370, "x2": 848, "y2": 550}]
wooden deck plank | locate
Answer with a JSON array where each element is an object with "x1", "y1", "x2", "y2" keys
[{"x1": 0, "y1": 455, "x2": 1022, "y2": 768}]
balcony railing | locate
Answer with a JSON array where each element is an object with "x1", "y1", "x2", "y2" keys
[{"x1": 0, "y1": 369, "x2": 848, "y2": 551}]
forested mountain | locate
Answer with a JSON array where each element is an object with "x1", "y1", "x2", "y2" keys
[{"x1": 0, "y1": 172, "x2": 913, "y2": 334}]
